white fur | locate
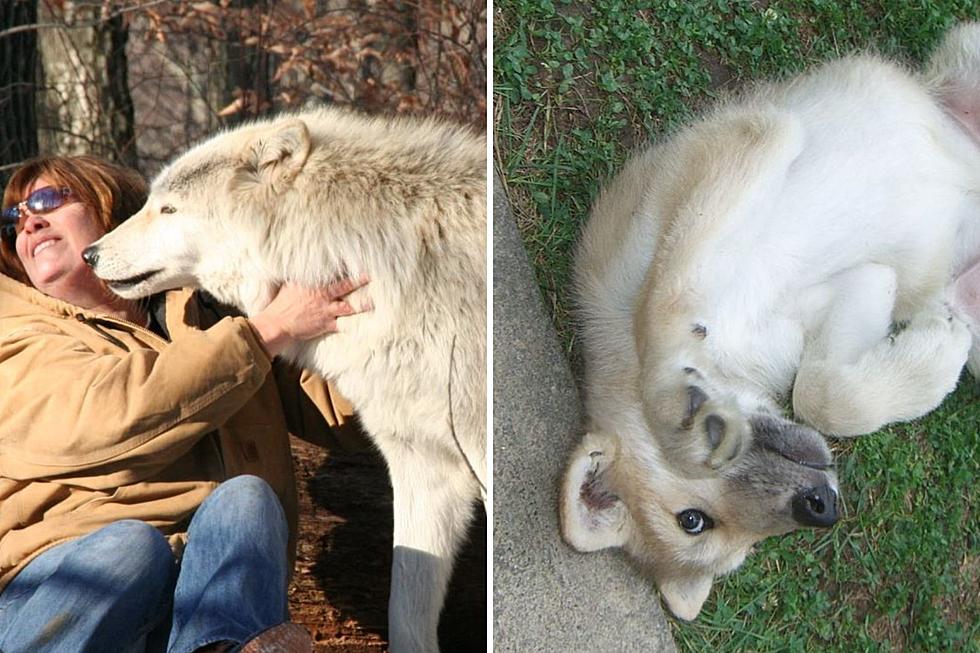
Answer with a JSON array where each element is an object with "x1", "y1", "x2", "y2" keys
[
  {"x1": 90, "y1": 107, "x2": 486, "y2": 653},
  {"x1": 562, "y1": 24, "x2": 980, "y2": 620}
]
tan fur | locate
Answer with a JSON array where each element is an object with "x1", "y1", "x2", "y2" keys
[{"x1": 88, "y1": 106, "x2": 486, "y2": 653}]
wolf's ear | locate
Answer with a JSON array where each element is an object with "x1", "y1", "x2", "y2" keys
[
  {"x1": 657, "y1": 572, "x2": 714, "y2": 621},
  {"x1": 924, "y1": 22, "x2": 980, "y2": 143},
  {"x1": 560, "y1": 431, "x2": 632, "y2": 552},
  {"x1": 236, "y1": 118, "x2": 312, "y2": 194}
]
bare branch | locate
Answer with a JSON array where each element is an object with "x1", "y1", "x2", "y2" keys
[{"x1": 0, "y1": 0, "x2": 170, "y2": 39}]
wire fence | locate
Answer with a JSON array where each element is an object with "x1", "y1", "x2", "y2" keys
[{"x1": 0, "y1": 0, "x2": 487, "y2": 185}]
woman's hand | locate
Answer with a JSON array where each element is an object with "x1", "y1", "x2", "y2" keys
[{"x1": 249, "y1": 275, "x2": 371, "y2": 357}]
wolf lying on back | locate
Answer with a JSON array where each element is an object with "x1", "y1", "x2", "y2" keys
[
  {"x1": 562, "y1": 24, "x2": 980, "y2": 620},
  {"x1": 84, "y1": 108, "x2": 486, "y2": 653}
]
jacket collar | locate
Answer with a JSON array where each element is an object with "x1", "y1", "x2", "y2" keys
[
  {"x1": 0, "y1": 272, "x2": 196, "y2": 329},
  {"x1": 0, "y1": 272, "x2": 83, "y2": 321}
]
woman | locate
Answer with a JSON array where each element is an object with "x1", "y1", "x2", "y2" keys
[{"x1": 0, "y1": 155, "x2": 369, "y2": 653}]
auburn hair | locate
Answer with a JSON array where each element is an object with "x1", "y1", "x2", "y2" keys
[{"x1": 1, "y1": 155, "x2": 148, "y2": 282}]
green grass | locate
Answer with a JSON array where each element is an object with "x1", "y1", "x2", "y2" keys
[{"x1": 494, "y1": 2, "x2": 980, "y2": 651}]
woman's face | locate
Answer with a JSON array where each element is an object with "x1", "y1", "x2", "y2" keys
[{"x1": 14, "y1": 175, "x2": 109, "y2": 305}]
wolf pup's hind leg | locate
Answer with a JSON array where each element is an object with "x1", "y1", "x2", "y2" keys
[
  {"x1": 924, "y1": 22, "x2": 980, "y2": 145},
  {"x1": 928, "y1": 23, "x2": 980, "y2": 380},
  {"x1": 794, "y1": 267, "x2": 970, "y2": 436},
  {"x1": 951, "y1": 259, "x2": 980, "y2": 380}
]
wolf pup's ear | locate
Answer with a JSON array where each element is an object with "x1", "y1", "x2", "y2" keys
[
  {"x1": 237, "y1": 118, "x2": 312, "y2": 195},
  {"x1": 657, "y1": 572, "x2": 714, "y2": 621},
  {"x1": 560, "y1": 432, "x2": 632, "y2": 552},
  {"x1": 924, "y1": 22, "x2": 980, "y2": 143}
]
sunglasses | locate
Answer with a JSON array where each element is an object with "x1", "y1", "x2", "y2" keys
[{"x1": 1, "y1": 186, "x2": 73, "y2": 246}]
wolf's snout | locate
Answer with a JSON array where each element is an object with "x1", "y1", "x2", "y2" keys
[
  {"x1": 81, "y1": 244, "x2": 99, "y2": 268},
  {"x1": 791, "y1": 484, "x2": 839, "y2": 528}
]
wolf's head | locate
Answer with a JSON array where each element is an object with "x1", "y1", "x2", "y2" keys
[
  {"x1": 560, "y1": 414, "x2": 838, "y2": 621},
  {"x1": 84, "y1": 117, "x2": 313, "y2": 314}
]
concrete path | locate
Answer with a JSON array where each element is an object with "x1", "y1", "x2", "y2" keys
[{"x1": 492, "y1": 171, "x2": 677, "y2": 653}]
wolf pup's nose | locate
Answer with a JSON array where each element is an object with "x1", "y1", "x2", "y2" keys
[
  {"x1": 81, "y1": 245, "x2": 99, "y2": 268},
  {"x1": 791, "y1": 484, "x2": 839, "y2": 528}
]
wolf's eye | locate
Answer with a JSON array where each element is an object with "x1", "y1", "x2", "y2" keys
[
  {"x1": 677, "y1": 509, "x2": 713, "y2": 535},
  {"x1": 160, "y1": 205, "x2": 177, "y2": 214}
]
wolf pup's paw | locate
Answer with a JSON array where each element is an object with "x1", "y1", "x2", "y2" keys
[
  {"x1": 649, "y1": 368, "x2": 753, "y2": 476},
  {"x1": 897, "y1": 309, "x2": 972, "y2": 384}
]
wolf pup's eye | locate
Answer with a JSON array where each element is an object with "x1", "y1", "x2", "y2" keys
[
  {"x1": 160, "y1": 205, "x2": 177, "y2": 214},
  {"x1": 677, "y1": 509, "x2": 714, "y2": 535}
]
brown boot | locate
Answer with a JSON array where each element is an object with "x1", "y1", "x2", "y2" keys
[{"x1": 238, "y1": 623, "x2": 314, "y2": 653}]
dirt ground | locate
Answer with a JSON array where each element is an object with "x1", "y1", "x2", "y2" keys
[{"x1": 286, "y1": 436, "x2": 487, "y2": 652}]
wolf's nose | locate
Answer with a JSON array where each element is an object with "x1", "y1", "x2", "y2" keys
[
  {"x1": 81, "y1": 245, "x2": 99, "y2": 268},
  {"x1": 791, "y1": 484, "x2": 839, "y2": 528}
]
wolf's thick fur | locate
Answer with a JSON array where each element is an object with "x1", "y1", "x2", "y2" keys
[
  {"x1": 562, "y1": 24, "x2": 980, "y2": 620},
  {"x1": 88, "y1": 108, "x2": 486, "y2": 652}
]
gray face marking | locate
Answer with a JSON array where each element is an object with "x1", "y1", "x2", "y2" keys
[
  {"x1": 714, "y1": 414, "x2": 837, "y2": 533},
  {"x1": 748, "y1": 415, "x2": 834, "y2": 469},
  {"x1": 164, "y1": 159, "x2": 234, "y2": 193}
]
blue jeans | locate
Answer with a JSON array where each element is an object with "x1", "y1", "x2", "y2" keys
[{"x1": 0, "y1": 475, "x2": 291, "y2": 653}]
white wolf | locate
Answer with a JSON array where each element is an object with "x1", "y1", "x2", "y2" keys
[
  {"x1": 85, "y1": 107, "x2": 486, "y2": 652},
  {"x1": 561, "y1": 24, "x2": 980, "y2": 620}
]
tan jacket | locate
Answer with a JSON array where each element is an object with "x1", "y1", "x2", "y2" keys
[{"x1": 0, "y1": 273, "x2": 359, "y2": 592}]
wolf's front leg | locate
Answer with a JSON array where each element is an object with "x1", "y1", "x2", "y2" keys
[
  {"x1": 630, "y1": 106, "x2": 805, "y2": 476},
  {"x1": 794, "y1": 268, "x2": 970, "y2": 435},
  {"x1": 382, "y1": 438, "x2": 479, "y2": 653}
]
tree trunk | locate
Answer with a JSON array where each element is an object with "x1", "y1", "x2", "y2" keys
[
  {"x1": 357, "y1": 0, "x2": 419, "y2": 111},
  {"x1": 36, "y1": 2, "x2": 137, "y2": 168},
  {"x1": 223, "y1": 0, "x2": 273, "y2": 125}
]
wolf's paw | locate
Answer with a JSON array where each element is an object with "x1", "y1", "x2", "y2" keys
[
  {"x1": 903, "y1": 307, "x2": 970, "y2": 349},
  {"x1": 910, "y1": 302, "x2": 955, "y2": 327},
  {"x1": 889, "y1": 308, "x2": 971, "y2": 388},
  {"x1": 650, "y1": 368, "x2": 753, "y2": 475}
]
